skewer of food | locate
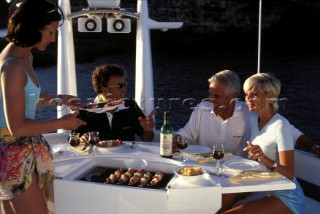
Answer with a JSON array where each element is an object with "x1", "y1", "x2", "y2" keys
[
  {"x1": 129, "y1": 169, "x2": 145, "y2": 185},
  {"x1": 149, "y1": 171, "x2": 164, "y2": 186},
  {"x1": 140, "y1": 171, "x2": 153, "y2": 187},
  {"x1": 106, "y1": 168, "x2": 125, "y2": 184},
  {"x1": 118, "y1": 168, "x2": 135, "y2": 184}
]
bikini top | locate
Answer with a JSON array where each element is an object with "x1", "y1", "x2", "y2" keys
[{"x1": 0, "y1": 58, "x2": 41, "y2": 128}]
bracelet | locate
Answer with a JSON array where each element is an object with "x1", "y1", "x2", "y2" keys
[
  {"x1": 312, "y1": 144, "x2": 320, "y2": 153},
  {"x1": 54, "y1": 94, "x2": 63, "y2": 106}
]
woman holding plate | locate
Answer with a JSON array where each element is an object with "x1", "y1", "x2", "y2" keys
[
  {"x1": 223, "y1": 73, "x2": 305, "y2": 214},
  {"x1": 0, "y1": 0, "x2": 86, "y2": 213}
]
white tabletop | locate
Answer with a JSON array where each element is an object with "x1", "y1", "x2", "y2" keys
[
  {"x1": 46, "y1": 132, "x2": 296, "y2": 194},
  {"x1": 44, "y1": 133, "x2": 296, "y2": 214}
]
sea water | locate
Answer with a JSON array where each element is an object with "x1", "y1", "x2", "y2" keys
[{"x1": 35, "y1": 49, "x2": 320, "y2": 143}]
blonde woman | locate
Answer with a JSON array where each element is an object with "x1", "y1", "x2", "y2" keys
[{"x1": 223, "y1": 73, "x2": 305, "y2": 214}]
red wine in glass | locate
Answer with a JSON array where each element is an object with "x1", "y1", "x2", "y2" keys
[
  {"x1": 213, "y1": 150, "x2": 224, "y2": 160},
  {"x1": 88, "y1": 131, "x2": 99, "y2": 154},
  {"x1": 176, "y1": 136, "x2": 189, "y2": 162},
  {"x1": 69, "y1": 138, "x2": 80, "y2": 147},
  {"x1": 177, "y1": 141, "x2": 188, "y2": 150},
  {"x1": 212, "y1": 144, "x2": 224, "y2": 174},
  {"x1": 69, "y1": 133, "x2": 80, "y2": 156}
]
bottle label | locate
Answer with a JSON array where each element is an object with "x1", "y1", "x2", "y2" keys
[{"x1": 160, "y1": 133, "x2": 173, "y2": 157}]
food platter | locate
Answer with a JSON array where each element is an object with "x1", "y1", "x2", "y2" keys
[
  {"x1": 79, "y1": 102, "x2": 122, "y2": 113},
  {"x1": 96, "y1": 140, "x2": 126, "y2": 150},
  {"x1": 95, "y1": 104, "x2": 122, "y2": 113},
  {"x1": 223, "y1": 159, "x2": 261, "y2": 171}
]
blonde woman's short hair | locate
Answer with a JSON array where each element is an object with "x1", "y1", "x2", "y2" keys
[{"x1": 243, "y1": 73, "x2": 281, "y2": 112}]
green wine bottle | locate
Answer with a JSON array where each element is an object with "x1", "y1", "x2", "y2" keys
[{"x1": 160, "y1": 111, "x2": 173, "y2": 158}]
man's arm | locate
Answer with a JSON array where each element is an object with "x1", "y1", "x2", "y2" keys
[{"x1": 295, "y1": 134, "x2": 320, "y2": 157}]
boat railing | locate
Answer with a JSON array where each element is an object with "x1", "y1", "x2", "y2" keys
[{"x1": 68, "y1": 8, "x2": 139, "y2": 20}]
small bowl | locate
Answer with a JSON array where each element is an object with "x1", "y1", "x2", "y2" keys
[
  {"x1": 174, "y1": 166, "x2": 206, "y2": 183},
  {"x1": 124, "y1": 158, "x2": 147, "y2": 170}
]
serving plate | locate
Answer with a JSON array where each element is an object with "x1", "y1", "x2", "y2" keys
[
  {"x1": 79, "y1": 103, "x2": 122, "y2": 113},
  {"x1": 223, "y1": 159, "x2": 260, "y2": 171},
  {"x1": 94, "y1": 104, "x2": 122, "y2": 113}
]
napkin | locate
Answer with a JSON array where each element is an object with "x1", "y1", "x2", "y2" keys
[
  {"x1": 67, "y1": 145, "x2": 89, "y2": 154},
  {"x1": 52, "y1": 146, "x2": 62, "y2": 157},
  {"x1": 196, "y1": 153, "x2": 233, "y2": 164},
  {"x1": 230, "y1": 171, "x2": 282, "y2": 183}
]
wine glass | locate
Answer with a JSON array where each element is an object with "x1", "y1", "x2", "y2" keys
[
  {"x1": 212, "y1": 144, "x2": 224, "y2": 175},
  {"x1": 88, "y1": 131, "x2": 99, "y2": 154},
  {"x1": 68, "y1": 133, "x2": 80, "y2": 156},
  {"x1": 176, "y1": 135, "x2": 189, "y2": 162}
]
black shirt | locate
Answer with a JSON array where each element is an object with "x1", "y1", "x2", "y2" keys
[{"x1": 75, "y1": 100, "x2": 145, "y2": 141}]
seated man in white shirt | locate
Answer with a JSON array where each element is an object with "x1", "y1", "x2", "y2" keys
[{"x1": 175, "y1": 70, "x2": 319, "y2": 157}]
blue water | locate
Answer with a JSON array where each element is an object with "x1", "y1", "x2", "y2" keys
[{"x1": 35, "y1": 49, "x2": 320, "y2": 143}]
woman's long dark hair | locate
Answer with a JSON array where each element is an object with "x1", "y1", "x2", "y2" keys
[{"x1": 5, "y1": 0, "x2": 63, "y2": 47}]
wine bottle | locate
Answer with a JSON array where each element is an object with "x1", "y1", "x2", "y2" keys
[{"x1": 160, "y1": 111, "x2": 173, "y2": 158}]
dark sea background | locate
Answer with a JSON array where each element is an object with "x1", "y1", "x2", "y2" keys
[
  {"x1": 0, "y1": 0, "x2": 319, "y2": 144},
  {"x1": 34, "y1": 38, "x2": 320, "y2": 144}
]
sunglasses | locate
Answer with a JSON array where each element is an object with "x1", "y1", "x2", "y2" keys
[{"x1": 106, "y1": 81, "x2": 127, "y2": 89}]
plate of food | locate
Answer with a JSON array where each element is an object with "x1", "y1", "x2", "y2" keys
[
  {"x1": 174, "y1": 166, "x2": 206, "y2": 183},
  {"x1": 223, "y1": 158, "x2": 261, "y2": 171},
  {"x1": 79, "y1": 102, "x2": 104, "y2": 113},
  {"x1": 96, "y1": 140, "x2": 125, "y2": 150},
  {"x1": 94, "y1": 101, "x2": 123, "y2": 113},
  {"x1": 79, "y1": 100, "x2": 123, "y2": 113}
]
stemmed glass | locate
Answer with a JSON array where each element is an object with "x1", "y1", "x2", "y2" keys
[
  {"x1": 88, "y1": 131, "x2": 99, "y2": 154},
  {"x1": 176, "y1": 135, "x2": 189, "y2": 162},
  {"x1": 212, "y1": 144, "x2": 224, "y2": 175},
  {"x1": 68, "y1": 133, "x2": 80, "y2": 156}
]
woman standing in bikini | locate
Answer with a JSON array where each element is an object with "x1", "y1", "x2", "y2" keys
[{"x1": 0, "y1": 0, "x2": 85, "y2": 213}]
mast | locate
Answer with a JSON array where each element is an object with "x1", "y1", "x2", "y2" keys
[
  {"x1": 57, "y1": 0, "x2": 77, "y2": 132},
  {"x1": 135, "y1": 0, "x2": 154, "y2": 117},
  {"x1": 257, "y1": 0, "x2": 262, "y2": 73}
]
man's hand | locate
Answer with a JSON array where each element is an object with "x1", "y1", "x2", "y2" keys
[{"x1": 139, "y1": 109, "x2": 156, "y2": 132}]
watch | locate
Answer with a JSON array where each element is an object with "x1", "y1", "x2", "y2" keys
[
  {"x1": 54, "y1": 94, "x2": 63, "y2": 106},
  {"x1": 312, "y1": 144, "x2": 320, "y2": 153},
  {"x1": 268, "y1": 161, "x2": 278, "y2": 171}
]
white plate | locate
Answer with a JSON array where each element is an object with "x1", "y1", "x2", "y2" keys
[
  {"x1": 95, "y1": 104, "x2": 121, "y2": 113},
  {"x1": 223, "y1": 159, "x2": 260, "y2": 171},
  {"x1": 80, "y1": 104, "x2": 121, "y2": 113},
  {"x1": 96, "y1": 141, "x2": 126, "y2": 150},
  {"x1": 183, "y1": 145, "x2": 212, "y2": 156},
  {"x1": 80, "y1": 107, "x2": 103, "y2": 113}
]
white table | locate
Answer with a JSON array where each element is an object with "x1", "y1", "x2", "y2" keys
[{"x1": 45, "y1": 133, "x2": 295, "y2": 214}]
